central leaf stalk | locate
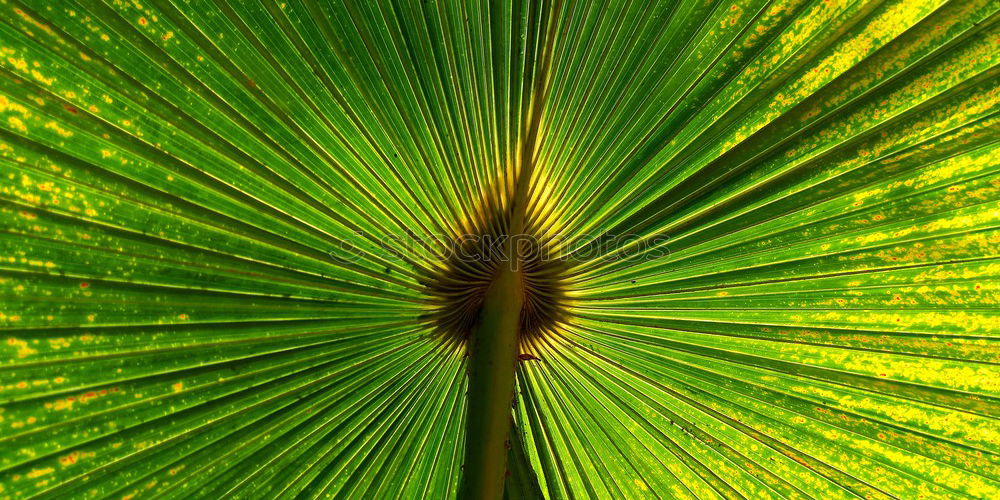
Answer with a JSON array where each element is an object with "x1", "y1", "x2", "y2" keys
[{"x1": 460, "y1": 252, "x2": 524, "y2": 499}]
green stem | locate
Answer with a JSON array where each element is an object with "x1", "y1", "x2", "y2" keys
[{"x1": 459, "y1": 262, "x2": 523, "y2": 500}]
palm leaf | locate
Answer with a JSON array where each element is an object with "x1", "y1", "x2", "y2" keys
[{"x1": 1, "y1": 0, "x2": 998, "y2": 498}]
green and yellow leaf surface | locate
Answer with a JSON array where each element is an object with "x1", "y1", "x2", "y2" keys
[{"x1": 0, "y1": 0, "x2": 998, "y2": 498}]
